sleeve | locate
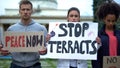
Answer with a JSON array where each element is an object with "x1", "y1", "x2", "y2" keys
[
  {"x1": 7, "y1": 26, "x2": 12, "y2": 31},
  {"x1": 97, "y1": 30, "x2": 102, "y2": 50},
  {"x1": 97, "y1": 44, "x2": 102, "y2": 50},
  {"x1": 41, "y1": 25, "x2": 48, "y2": 47}
]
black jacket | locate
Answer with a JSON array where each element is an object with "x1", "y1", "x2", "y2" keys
[{"x1": 92, "y1": 25, "x2": 120, "y2": 68}]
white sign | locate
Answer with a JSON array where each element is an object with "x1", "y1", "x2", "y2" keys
[
  {"x1": 4, "y1": 31, "x2": 44, "y2": 52},
  {"x1": 42, "y1": 22, "x2": 98, "y2": 60}
]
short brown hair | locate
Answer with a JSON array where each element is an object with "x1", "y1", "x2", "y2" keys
[{"x1": 19, "y1": 0, "x2": 33, "y2": 9}]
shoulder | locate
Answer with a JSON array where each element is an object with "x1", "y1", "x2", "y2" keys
[
  {"x1": 33, "y1": 22, "x2": 47, "y2": 30},
  {"x1": 7, "y1": 23, "x2": 20, "y2": 31}
]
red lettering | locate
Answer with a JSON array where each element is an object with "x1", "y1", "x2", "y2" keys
[
  {"x1": 18, "y1": 36, "x2": 21, "y2": 47},
  {"x1": 8, "y1": 35, "x2": 25, "y2": 47},
  {"x1": 14, "y1": 36, "x2": 25, "y2": 47},
  {"x1": 11, "y1": 36, "x2": 14, "y2": 47},
  {"x1": 15, "y1": 36, "x2": 18, "y2": 47},
  {"x1": 22, "y1": 36, "x2": 25, "y2": 47},
  {"x1": 5, "y1": 36, "x2": 10, "y2": 47}
]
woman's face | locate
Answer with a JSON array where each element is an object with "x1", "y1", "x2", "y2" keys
[
  {"x1": 67, "y1": 10, "x2": 80, "y2": 22},
  {"x1": 103, "y1": 14, "x2": 116, "y2": 30}
]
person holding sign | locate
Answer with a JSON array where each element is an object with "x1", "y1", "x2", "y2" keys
[
  {"x1": 57, "y1": 7, "x2": 88, "y2": 68},
  {"x1": 92, "y1": 2, "x2": 120, "y2": 68},
  {"x1": 0, "y1": 0, "x2": 49, "y2": 68}
]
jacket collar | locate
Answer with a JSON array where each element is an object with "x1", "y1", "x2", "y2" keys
[
  {"x1": 18, "y1": 19, "x2": 34, "y2": 26},
  {"x1": 100, "y1": 24, "x2": 118, "y2": 36}
]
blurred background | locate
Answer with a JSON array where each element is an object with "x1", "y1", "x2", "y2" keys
[{"x1": 0, "y1": 0, "x2": 120, "y2": 68}]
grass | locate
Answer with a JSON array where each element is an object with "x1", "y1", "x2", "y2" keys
[
  {"x1": 0, "y1": 59, "x2": 11, "y2": 68},
  {"x1": 0, "y1": 59, "x2": 92, "y2": 68}
]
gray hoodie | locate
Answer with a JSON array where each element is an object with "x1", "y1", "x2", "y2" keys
[{"x1": 7, "y1": 20, "x2": 47, "y2": 67}]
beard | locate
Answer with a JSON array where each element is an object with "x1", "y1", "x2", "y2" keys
[{"x1": 22, "y1": 16, "x2": 30, "y2": 20}]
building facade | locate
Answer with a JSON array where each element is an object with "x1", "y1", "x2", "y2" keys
[{"x1": 0, "y1": 0, "x2": 93, "y2": 40}]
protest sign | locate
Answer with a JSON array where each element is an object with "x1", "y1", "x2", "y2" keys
[
  {"x1": 41, "y1": 22, "x2": 98, "y2": 60},
  {"x1": 4, "y1": 31, "x2": 44, "y2": 52},
  {"x1": 103, "y1": 56, "x2": 120, "y2": 68}
]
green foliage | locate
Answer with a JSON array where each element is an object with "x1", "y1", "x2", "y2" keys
[
  {"x1": 0, "y1": 59, "x2": 92, "y2": 68},
  {"x1": 93, "y1": 0, "x2": 106, "y2": 22},
  {"x1": 0, "y1": 59, "x2": 11, "y2": 68}
]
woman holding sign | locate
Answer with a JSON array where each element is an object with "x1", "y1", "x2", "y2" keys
[
  {"x1": 92, "y1": 2, "x2": 120, "y2": 68},
  {"x1": 57, "y1": 7, "x2": 88, "y2": 68}
]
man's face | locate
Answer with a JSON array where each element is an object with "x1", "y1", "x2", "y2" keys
[{"x1": 19, "y1": 4, "x2": 33, "y2": 20}]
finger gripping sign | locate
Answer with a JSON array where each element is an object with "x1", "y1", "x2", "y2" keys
[
  {"x1": 4, "y1": 31, "x2": 44, "y2": 52},
  {"x1": 41, "y1": 22, "x2": 98, "y2": 60}
]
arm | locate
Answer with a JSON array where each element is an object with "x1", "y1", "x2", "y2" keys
[
  {"x1": 39, "y1": 25, "x2": 51, "y2": 55},
  {"x1": 0, "y1": 26, "x2": 11, "y2": 56},
  {"x1": 0, "y1": 44, "x2": 2, "y2": 50},
  {"x1": 96, "y1": 37, "x2": 102, "y2": 50}
]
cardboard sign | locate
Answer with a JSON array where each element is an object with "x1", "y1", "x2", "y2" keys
[
  {"x1": 103, "y1": 56, "x2": 120, "y2": 68},
  {"x1": 41, "y1": 22, "x2": 98, "y2": 60},
  {"x1": 4, "y1": 31, "x2": 44, "y2": 52}
]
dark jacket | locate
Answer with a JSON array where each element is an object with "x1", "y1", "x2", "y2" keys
[{"x1": 92, "y1": 25, "x2": 120, "y2": 68}]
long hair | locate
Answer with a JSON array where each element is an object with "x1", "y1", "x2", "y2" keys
[{"x1": 67, "y1": 7, "x2": 80, "y2": 18}]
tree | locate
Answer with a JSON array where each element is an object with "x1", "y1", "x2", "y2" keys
[
  {"x1": 93, "y1": 0, "x2": 114, "y2": 22},
  {"x1": 92, "y1": 0, "x2": 118, "y2": 29}
]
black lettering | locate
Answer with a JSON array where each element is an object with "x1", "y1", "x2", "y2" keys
[
  {"x1": 73, "y1": 40, "x2": 79, "y2": 53},
  {"x1": 68, "y1": 40, "x2": 74, "y2": 53},
  {"x1": 89, "y1": 41, "x2": 97, "y2": 54},
  {"x1": 37, "y1": 35, "x2": 43, "y2": 46},
  {"x1": 107, "y1": 57, "x2": 117, "y2": 64},
  {"x1": 57, "y1": 41, "x2": 62, "y2": 53},
  {"x1": 58, "y1": 24, "x2": 67, "y2": 37},
  {"x1": 48, "y1": 41, "x2": 56, "y2": 53},
  {"x1": 68, "y1": 23, "x2": 74, "y2": 37},
  {"x1": 32, "y1": 35, "x2": 37, "y2": 47},
  {"x1": 84, "y1": 40, "x2": 91, "y2": 54},
  {"x1": 82, "y1": 23, "x2": 89, "y2": 37},
  {"x1": 80, "y1": 41, "x2": 85, "y2": 54},
  {"x1": 26, "y1": 35, "x2": 31, "y2": 47},
  {"x1": 75, "y1": 23, "x2": 81, "y2": 37},
  {"x1": 62, "y1": 41, "x2": 68, "y2": 53}
]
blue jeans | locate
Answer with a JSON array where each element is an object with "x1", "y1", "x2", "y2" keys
[{"x1": 10, "y1": 62, "x2": 41, "y2": 68}]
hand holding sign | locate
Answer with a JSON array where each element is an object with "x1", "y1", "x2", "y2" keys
[
  {"x1": 0, "y1": 44, "x2": 10, "y2": 56},
  {"x1": 39, "y1": 46, "x2": 47, "y2": 55},
  {"x1": 46, "y1": 34, "x2": 51, "y2": 42},
  {"x1": 0, "y1": 44, "x2": 2, "y2": 50},
  {"x1": 0, "y1": 48, "x2": 10, "y2": 56},
  {"x1": 96, "y1": 37, "x2": 101, "y2": 45}
]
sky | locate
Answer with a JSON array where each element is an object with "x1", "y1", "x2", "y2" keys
[{"x1": 0, "y1": 0, "x2": 120, "y2": 16}]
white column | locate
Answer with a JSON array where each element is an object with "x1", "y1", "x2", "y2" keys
[{"x1": 0, "y1": 24, "x2": 4, "y2": 44}]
